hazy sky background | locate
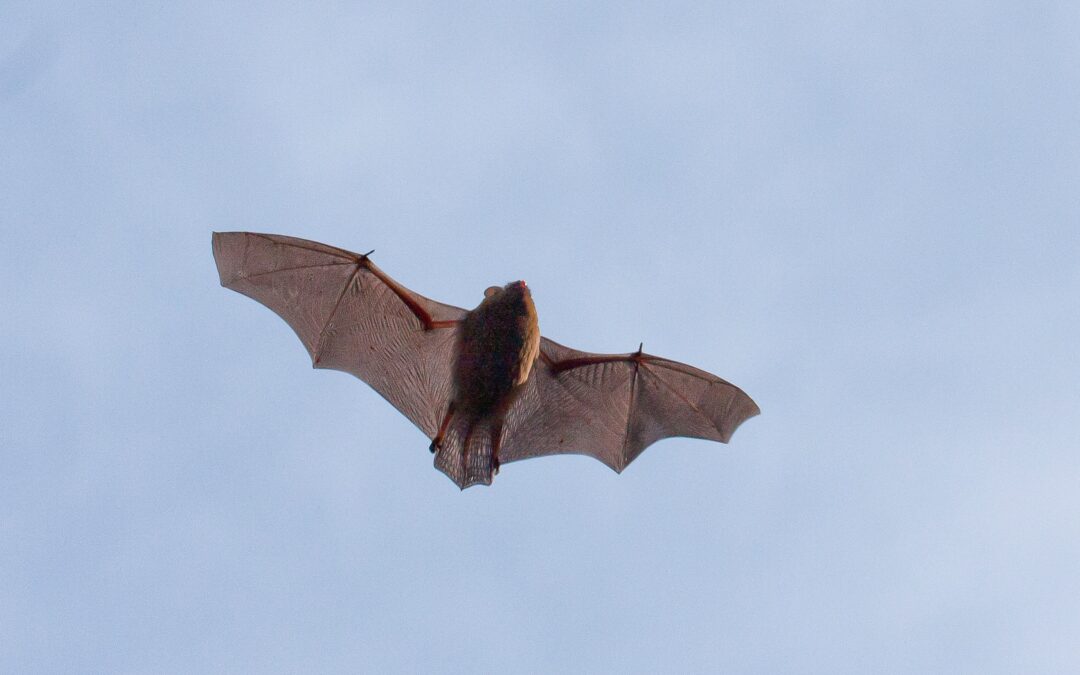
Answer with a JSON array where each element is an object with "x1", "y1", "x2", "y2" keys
[{"x1": 3, "y1": 3, "x2": 1079, "y2": 673}]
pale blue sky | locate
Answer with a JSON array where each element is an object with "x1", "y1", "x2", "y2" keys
[{"x1": 2, "y1": 3, "x2": 1079, "y2": 673}]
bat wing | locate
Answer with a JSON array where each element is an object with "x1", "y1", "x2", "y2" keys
[
  {"x1": 499, "y1": 337, "x2": 759, "y2": 473},
  {"x1": 212, "y1": 232, "x2": 465, "y2": 438}
]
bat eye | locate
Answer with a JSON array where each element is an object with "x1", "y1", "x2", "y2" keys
[{"x1": 484, "y1": 286, "x2": 502, "y2": 298}]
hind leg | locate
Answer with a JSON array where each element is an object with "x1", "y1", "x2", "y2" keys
[
  {"x1": 490, "y1": 420, "x2": 504, "y2": 475},
  {"x1": 429, "y1": 402, "x2": 456, "y2": 453}
]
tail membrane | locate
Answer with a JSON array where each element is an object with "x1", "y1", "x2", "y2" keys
[{"x1": 432, "y1": 417, "x2": 499, "y2": 489}]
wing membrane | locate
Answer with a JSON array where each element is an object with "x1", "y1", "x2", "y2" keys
[
  {"x1": 212, "y1": 232, "x2": 465, "y2": 437},
  {"x1": 500, "y1": 338, "x2": 759, "y2": 472}
]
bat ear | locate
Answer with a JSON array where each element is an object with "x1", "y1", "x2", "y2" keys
[{"x1": 484, "y1": 286, "x2": 502, "y2": 298}]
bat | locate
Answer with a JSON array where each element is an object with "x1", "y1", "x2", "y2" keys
[{"x1": 212, "y1": 232, "x2": 759, "y2": 489}]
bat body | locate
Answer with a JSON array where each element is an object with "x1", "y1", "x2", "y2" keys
[
  {"x1": 452, "y1": 281, "x2": 540, "y2": 420},
  {"x1": 430, "y1": 280, "x2": 541, "y2": 482},
  {"x1": 213, "y1": 232, "x2": 758, "y2": 489}
]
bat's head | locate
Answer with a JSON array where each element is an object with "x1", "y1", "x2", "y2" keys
[
  {"x1": 484, "y1": 280, "x2": 530, "y2": 300},
  {"x1": 478, "y1": 281, "x2": 537, "y2": 329}
]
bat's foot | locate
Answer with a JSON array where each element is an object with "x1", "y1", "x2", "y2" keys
[
  {"x1": 429, "y1": 439, "x2": 440, "y2": 454},
  {"x1": 491, "y1": 454, "x2": 500, "y2": 476}
]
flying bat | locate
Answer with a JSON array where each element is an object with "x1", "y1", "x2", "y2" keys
[{"x1": 212, "y1": 232, "x2": 758, "y2": 489}]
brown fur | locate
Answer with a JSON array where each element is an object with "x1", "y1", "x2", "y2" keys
[{"x1": 452, "y1": 282, "x2": 540, "y2": 420}]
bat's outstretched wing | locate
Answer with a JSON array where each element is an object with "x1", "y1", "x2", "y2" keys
[
  {"x1": 499, "y1": 337, "x2": 758, "y2": 473},
  {"x1": 212, "y1": 232, "x2": 465, "y2": 438}
]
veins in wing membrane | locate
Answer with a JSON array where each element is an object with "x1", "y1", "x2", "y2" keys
[
  {"x1": 313, "y1": 267, "x2": 362, "y2": 363},
  {"x1": 248, "y1": 234, "x2": 454, "y2": 332},
  {"x1": 253, "y1": 233, "x2": 356, "y2": 260},
  {"x1": 243, "y1": 261, "x2": 355, "y2": 280},
  {"x1": 357, "y1": 258, "x2": 458, "y2": 331},
  {"x1": 545, "y1": 350, "x2": 726, "y2": 439},
  {"x1": 256, "y1": 235, "x2": 458, "y2": 346},
  {"x1": 641, "y1": 363, "x2": 722, "y2": 435}
]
